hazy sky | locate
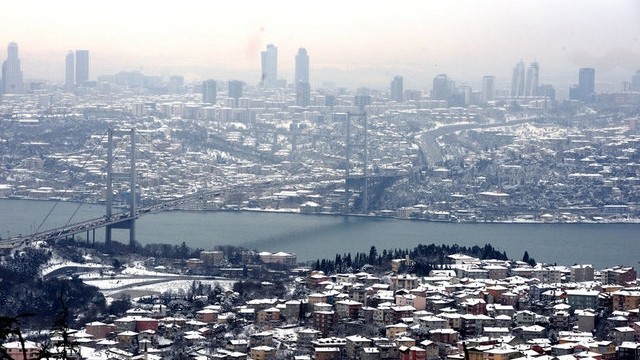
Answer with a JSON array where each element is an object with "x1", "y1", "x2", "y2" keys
[{"x1": 1, "y1": 0, "x2": 639, "y2": 91}]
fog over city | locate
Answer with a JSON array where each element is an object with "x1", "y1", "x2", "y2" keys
[
  {"x1": 2, "y1": 0, "x2": 640, "y2": 91},
  {"x1": 3, "y1": 1, "x2": 640, "y2": 359}
]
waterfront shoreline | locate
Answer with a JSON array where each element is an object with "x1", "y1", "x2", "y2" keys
[{"x1": 4, "y1": 197, "x2": 640, "y2": 226}]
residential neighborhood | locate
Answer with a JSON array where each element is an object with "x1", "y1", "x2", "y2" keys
[{"x1": 2, "y1": 243, "x2": 639, "y2": 360}]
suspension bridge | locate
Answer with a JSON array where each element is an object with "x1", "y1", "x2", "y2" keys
[{"x1": 3, "y1": 122, "x2": 408, "y2": 251}]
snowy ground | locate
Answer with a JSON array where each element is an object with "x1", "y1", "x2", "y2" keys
[{"x1": 41, "y1": 261, "x2": 108, "y2": 277}]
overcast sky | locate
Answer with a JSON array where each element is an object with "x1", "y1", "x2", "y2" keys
[{"x1": 1, "y1": 0, "x2": 639, "y2": 91}]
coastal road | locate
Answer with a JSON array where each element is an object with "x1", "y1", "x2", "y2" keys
[{"x1": 418, "y1": 116, "x2": 543, "y2": 165}]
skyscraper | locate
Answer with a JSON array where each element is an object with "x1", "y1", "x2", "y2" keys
[
  {"x1": 511, "y1": 61, "x2": 525, "y2": 97},
  {"x1": 579, "y1": 68, "x2": 595, "y2": 102},
  {"x1": 390, "y1": 76, "x2": 403, "y2": 102},
  {"x1": 65, "y1": 51, "x2": 75, "y2": 90},
  {"x1": 296, "y1": 81, "x2": 310, "y2": 107},
  {"x1": 482, "y1": 75, "x2": 495, "y2": 103},
  {"x1": 168, "y1": 75, "x2": 184, "y2": 93},
  {"x1": 75, "y1": 50, "x2": 89, "y2": 85},
  {"x1": 631, "y1": 70, "x2": 640, "y2": 92},
  {"x1": 261, "y1": 44, "x2": 278, "y2": 87},
  {"x1": 202, "y1": 79, "x2": 217, "y2": 104},
  {"x1": 525, "y1": 61, "x2": 539, "y2": 97},
  {"x1": 228, "y1": 80, "x2": 244, "y2": 101},
  {"x1": 1, "y1": 42, "x2": 24, "y2": 94},
  {"x1": 295, "y1": 48, "x2": 309, "y2": 85},
  {"x1": 570, "y1": 68, "x2": 595, "y2": 103},
  {"x1": 432, "y1": 74, "x2": 450, "y2": 101}
]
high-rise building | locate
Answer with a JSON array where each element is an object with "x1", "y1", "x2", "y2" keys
[
  {"x1": 1, "y1": 42, "x2": 24, "y2": 94},
  {"x1": 537, "y1": 84, "x2": 556, "y2": 101},
  {"x1": 482, "y1": 75, "x2": 495, "y2": 103},
  {"x1": 261, "y1": 44, "x2": 278, "y2": 87},
  {"x1": 65, "y1": 51, "x2": 75, "y2": 90},
  {"x1": 295, "y1": 48, "x2": 309, "y2": 85},
  {"x1": 525, "y1": 61, "x2": 539, "y2": 97},
  {"x1": 432, "y1": 74, "x2": 450, "y2": 101},
  {"x1": 202, "y1": 79, "x2": 217, "y2": 104},
  {"x1": 630, "y1": 70, "x2": 640, "y2": 92},
  {"x1": 228, "y1": 80, "x2": 244, "y2": 102},
  {"x1": 570, "y1": 68, "x2": 595, "y2": 103},
  {"x1": 168, "y1": 75, "x2": 184, "y2": 93},
  {"x1": 75, "y1": 50, "x2": 89, "y2": 85},
  {"x1": 296, "y1": 81, "x2": 310, "y2": 107},
  {"x1": 390, "y1": 76, "x2": 403, "y2": 102},
  {"x1": 511, "y1": 61, "x2": 525, "y2": 97}
]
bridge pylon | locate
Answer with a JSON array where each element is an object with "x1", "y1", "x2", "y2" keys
[{"x1": 105, "y1": 128, "x2": 137, "y2": 251}]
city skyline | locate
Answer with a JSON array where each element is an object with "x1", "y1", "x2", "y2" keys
[{"x1": 0, "y1": 1, "x2": 639, "y2": 91}]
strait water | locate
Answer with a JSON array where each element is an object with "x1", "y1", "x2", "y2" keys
[{"x1": 2, "y1": 199, "x2": 639, "y2": 269}]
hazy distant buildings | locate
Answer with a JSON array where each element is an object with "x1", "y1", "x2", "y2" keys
[
  {"x1": 482, "y1": 75, "x2": 495, "y2": 103},
  {"x1": 295, "y1": 48, "x2": 309, "y2": 84},
  {"x1": 296, "y1": 81, "x2": 310, "y2": 107},
  {"x1": 1, "y1": 42, "x2": 24, "y2": 94},
  {"x1": 511, "y1": 61, "x2": 525, "y2": 97},
  {"x1": 537, "y1": 84, "x2": 556, "y2": 102},
  {"x1": 228, "y1": 80, "x2": 243, "y2": 106},
  {"x1": 168, "y1": 75, "x2": 184, "y2": 93},
  {"x1": 432, "y1": 74, "x2": 451, "y2": 101},
  {"x1": 390, "y1": 76, "x2": 403, "y2": 102},
  {"x1": 525, "y1": 61, "x2": 539, "y2": 97},
  {"x1": 630, "y1": 70, "x2": 640, "y2": 92},
  {"x1": 65, "y1": 51, "x2": 75, "y2": 90},
  {"x1": 75, "y1": 50, "x2": 89, "y2": 85},
  {"x1": 261, "y1": 44, "x2": 278, "y2": 87},
  {"x1": 570, "y1": 68, "x2": 596, "y2": 103},
  {"x1": 202, "y1": 79, "x2": 217, "y2": 104}
]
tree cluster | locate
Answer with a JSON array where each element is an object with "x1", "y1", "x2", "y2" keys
[
  {"x1": 313, "y1": 243, "x2": 509, "y2": 276},
  {"x1": 0, "y1": 248, "x2": 105, "y2": 329}
]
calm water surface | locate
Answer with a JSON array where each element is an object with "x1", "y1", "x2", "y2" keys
[{"x1": 2, "y1": 199, "x2": 639, "y2": 268}]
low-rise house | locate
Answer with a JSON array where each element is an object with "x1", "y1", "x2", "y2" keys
[
  {"x1": 399, "y1": 345, "x2": 426, "y2": 360},
  {"x1": 612, "y1": 327, "x2": 636, "y2": 345},
  {"x1": 85, "y1": 321, "x2": 116, "y2": 339},
  {"x1": 566, "y1": 289, "x2": 600, "y2": 310},
  {"x1": 1, "y1": 341, "x2": 41, "y2": 360},
  {"x1": 250, "y1": 345, "x2": 275, "y2": 360},
  {"x1": 420, "y1": 340, "x2": 441, "y2": 360},
  {"x1": 345, "y1": 335, "x2": 372, "y2": 359}
]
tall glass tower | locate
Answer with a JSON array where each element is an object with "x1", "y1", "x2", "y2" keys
[
  {"x1": 75, "y1": 50, "x2": 89, "y2": 85},
  {"x1": 261, "y1": 44, "x2": 278, "y2": 87},
  {"x1": 1, "y1": 42, "x2": 24, "y2": 94},
  {"x1": 295, "y1": 48, "x2": 309, "y2": 85}
]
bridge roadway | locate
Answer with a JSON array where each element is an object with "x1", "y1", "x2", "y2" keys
[
  {"x1": 4, "y1": 172, "x2": 409, "y2": 247},
  {"x1": 4, "y1": 186, "x2": 229, "y2": 247}
]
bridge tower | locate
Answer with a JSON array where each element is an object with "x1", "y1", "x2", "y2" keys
[
  {"x1": 345, "y1": 101, "x2": 369, "y2": 214},
  {"x1": 105, "y1": 128, "x2": 137, "y2": 250}
]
